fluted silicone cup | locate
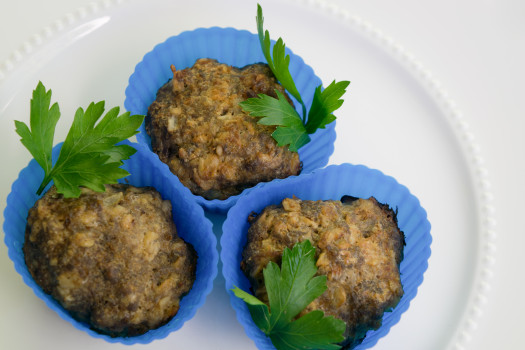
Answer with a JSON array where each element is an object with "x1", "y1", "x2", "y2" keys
[
  {"x1": 3, "y1": 141, "x2": 218, "y2": 344},
  {"x1": 221, "y1": 163, "x2": 432, "y2": 350},
  {"x1": 124, "y1": 27, "x2": 336, "y2": 213}
]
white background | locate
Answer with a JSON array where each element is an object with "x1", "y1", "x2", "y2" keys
[{"x1": 0, "y1": 0, "x2": 524, "y2": 349}]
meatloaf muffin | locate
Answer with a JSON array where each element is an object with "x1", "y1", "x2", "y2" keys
[
  {"x1": 23, "y1": 184, "x2": 197, "y2": 337},
  {"x1": 241, "y1": 196, "x2": 405, "y2": 348},
  {"x1": 146, "y1": 58, "x2": 301, "y2": 200}
]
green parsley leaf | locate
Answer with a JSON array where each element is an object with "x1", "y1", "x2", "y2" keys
[
  {"x1": 239, "y1": 90, "x2": 310, "y2": 152},
  {"x1": 241, "y1": 4, "x2": 350, "y2": 152},
  {"x1": 306, "y1": 80, "x2": 351, "y2": 134},
  {"x1": 233, "y1": 240, "x2": 346, "y2": 350},
  {"x1": 256, "y1": 4, "x2": 306, "y2": 117},
  {"x1": 15, "y1": 82, "x2": 144, "y2": 198},
  {"x1": 15, "y1": 82, "x2": 60, "y2": 177},
  {"x1": 240, "y1": 90, "x2": 299, "y2": 127},
  {"x1": 271, "y1": 123, "x2": 310, "y2": 153}
]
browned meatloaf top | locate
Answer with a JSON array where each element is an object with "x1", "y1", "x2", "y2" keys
[
  {"x1": 241, "y1": 196, "x2": 405, "y2": 348},
  {"x1": 23, "y1": 184, "x2": 196, "y2": 337},
  {"x1": 146, "y1": 58, "x2": 301, "y2": 200}
]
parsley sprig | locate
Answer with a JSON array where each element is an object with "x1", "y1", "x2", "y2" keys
[
  {"x1": 233, "y1": 240, "x2": 346, "y2": 350},
  {"x1": 15, "y1": 82, "x2": 144, "y2": 198},
  {"x1": 240, "y1": 4, "x2": 350, "y2": 152}
]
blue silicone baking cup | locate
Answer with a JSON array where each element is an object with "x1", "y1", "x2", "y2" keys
[
  {"x1": 221, "y1": 163, "x2": 432, "y2": 350},
  {"x1": 3, "y1": 141, "x2": 218, "y2": 344},
  {"x1": 124, "y1": 27, "x2": 336, "y2": 213}
]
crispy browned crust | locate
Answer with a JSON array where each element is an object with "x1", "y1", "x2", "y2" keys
[
  {"x1": 23, "y1": 184, "x2": 196, "y2": 337},
  {"x1": 241, "y1": 196, "x2": 405, "y2": 348},
  {"x1": 146, "y1": 58, "x2": 301, "y2": 200}
]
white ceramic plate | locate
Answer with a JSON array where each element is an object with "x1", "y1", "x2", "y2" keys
[{"x1": 0, "y1": 0, "x2": 494, "y2": 349}]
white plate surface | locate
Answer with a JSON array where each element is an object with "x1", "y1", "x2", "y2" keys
[{"x1": 0, "y1": 0, "x2": 495, "y2": 349}]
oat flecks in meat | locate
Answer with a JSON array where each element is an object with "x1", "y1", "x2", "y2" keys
[
  {"x1": 241, "y1": 196, "x2": 405, "y2": 348},
  {"x1": 23, "y1": 184, "x2": 197, "y2": 337},
  {"x1": 146, "y1": 58, "x2": 301, "y2": 200}
]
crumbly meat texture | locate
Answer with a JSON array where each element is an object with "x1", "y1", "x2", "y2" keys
[
  {"x1": 241, "y1": 196, "x2": 405, "y2": 348},
  {"x1": 23, "y1": 184, "x2": 197, "y2": 337},
  {"x1": 146, "y1": 58, "x2": 301, "y2": 200}
]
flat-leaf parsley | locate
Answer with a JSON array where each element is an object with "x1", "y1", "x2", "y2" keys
[
  {"x1": 233, "y1": 240, "x2": 346, "y2": 350},
  {"x1": 15, "y1": 82, "x2": 144, "y2": 198},
  {"x1": 240, "y1": 4, "x2": 350, "y2": 152}
]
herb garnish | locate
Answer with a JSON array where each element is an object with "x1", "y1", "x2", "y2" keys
[
  {"x1": 240, "y1": 4, "x2": 350, "y2": 152},
  {"x1": 15, "y1": 82, "x2": 144, "y2": 198},
  {"x1": 233, "y1": 240, "x2": 346, "y2": 350}
]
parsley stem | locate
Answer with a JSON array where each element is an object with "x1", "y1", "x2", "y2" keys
[
  {"x1": 300, "y1": 102, "x2": 307, "y2": 124},
  {"x1": 36, "y1": 176, "x2": 51, "y2": 195}
]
